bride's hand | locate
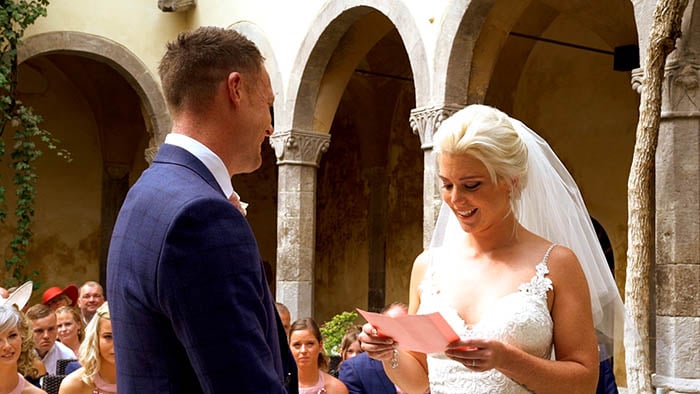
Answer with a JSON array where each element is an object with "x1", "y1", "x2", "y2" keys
[
  {"x1": 445, "y1": 338, "x2": 503, "y2": 371},
  {"x1": 358, "y1": 322, "x2": 397, "y2": 362}
]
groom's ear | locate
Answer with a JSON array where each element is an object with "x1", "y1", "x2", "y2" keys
[{"x1": 227, "y1": 72, "x2": 243, "y2": 108}]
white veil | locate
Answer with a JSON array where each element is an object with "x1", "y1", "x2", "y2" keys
[{"x1": 430, "y1": 112, "x2": 624, "y2": 359}]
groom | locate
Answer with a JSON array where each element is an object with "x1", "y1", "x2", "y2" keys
[{"x1": 107, "y1": 27, "x2": 296, "y2": 393}]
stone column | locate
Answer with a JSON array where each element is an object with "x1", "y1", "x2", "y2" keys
[
  {"x1": 635, "y1": 59, "x2": 700, "y2": 392},
  {"x1": 364, "y1": 167, "x2": 389, "y2": 312},
  {"x1": 100, "y1": 164, "x2": 130, "y2": 286},
  {"x1": 409, "y1": 104, "x2": 463, "y2": 248},
  {"x1": 270, "y1": 129, "x2": 330, "y2": 320}
]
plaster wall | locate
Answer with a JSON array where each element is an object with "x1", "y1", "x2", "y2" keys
[
  {"x1": 25, "y1": 1, "x2": 186, "y2": 81},
  {"x1": 26, "y1": 0, "x2": 446, "y2": 110}
]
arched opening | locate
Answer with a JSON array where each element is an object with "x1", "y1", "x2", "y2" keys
[
  {"x1": 5, "y1": 54, "x2": 149, "y2": 290},
  {"x1": 287, "y1": 3, "x2": 428, "y2": 323},
  {"x1": 315, "y1": 25, "x2": 422, "y2": 322}
]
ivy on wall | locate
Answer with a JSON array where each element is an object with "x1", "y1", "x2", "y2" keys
[{"x1": 1, "y1": 0, "x2": 70, "y2": 288}]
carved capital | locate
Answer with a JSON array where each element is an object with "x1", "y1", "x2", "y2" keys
[
  {"x1": 631, "y1": 61, "x2": 700, "y2": 117},
  {"x1": 104, "y1": 164, "x2": 130, "y2": 180},
  {"x1": 631, "y1": 67, "x2": 644, "y2": 94},
  {"x1": 409, "y1": 104, "x2": 464, "y2": 150},
  {"x1": 158, "y1": 0, "x2": 196, "y2": 12},
  {"x1": 663, "y1": 60, "x2": 700, "y2": 117},
  {"x1": 270, "y1": 129, "x2": 330, "y2": 167},
  {"x1": 144, "y1": 137, "x2": 159, "y2": 164}
]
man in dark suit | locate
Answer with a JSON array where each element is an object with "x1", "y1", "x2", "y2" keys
[
  {"x1": 107, "y1": 26, "x2": 296, "y2": 393},
  {"x1": 339, "y1": 352, "x2": 398, "y2": 394}
]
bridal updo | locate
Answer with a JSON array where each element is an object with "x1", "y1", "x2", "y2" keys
[{"x1": 433, "y1": 104, "x2": 529, "y2": 209}]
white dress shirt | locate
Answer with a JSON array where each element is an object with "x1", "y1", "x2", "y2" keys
[
  {"x1": 38, "y1": 340, "x2": 75, "y2": 374},
  {"x1": 164, "y1": 133, "x2": 234, "y2": 198}
]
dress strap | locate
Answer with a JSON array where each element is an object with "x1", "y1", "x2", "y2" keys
[
  {"x1": 518, "y1": 244, "x2": 556, "y2": 297},
  {"x1": 542, "y1": 243, "x2": 557, "y2": 267},
  {"x1": 8, "y1": 373, "x2": 24, "y2": 394}
]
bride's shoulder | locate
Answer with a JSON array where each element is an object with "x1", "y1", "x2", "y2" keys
[
  {"x1": 414, "y1": 249, "x2": 431, "y2": 268},
  {"x1": 543, "y1": 244, "x2": 586, "y2": 281}
]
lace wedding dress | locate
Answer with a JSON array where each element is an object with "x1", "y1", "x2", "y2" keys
[{"x1": 417, "y1": 245, "x2": 556, "y2": 394}]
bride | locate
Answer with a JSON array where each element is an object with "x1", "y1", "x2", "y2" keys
[{"x1": 359, "y1": 104, "x2": 623, "y2": 393}]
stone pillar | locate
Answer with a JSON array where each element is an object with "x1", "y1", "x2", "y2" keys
[
  {"x1": 270, "y1": 129, "x2": 330, "y2": 321},
  {"x1": 637, "y1": 58, "x2": 700, "y2": 393},
  {"x1": 409, "y1": 104, "x2": 463, "y2": 248},
  {"x1": 100, "y1": 164, "x2": 130, "y2": 286},
  {"x1": 364, "y1": 167, "x2": 388, "y2": 312}
]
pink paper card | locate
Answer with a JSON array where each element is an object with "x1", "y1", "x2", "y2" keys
[{"x1": 357, "y1": 308, "x2": 459, "y2": 354}]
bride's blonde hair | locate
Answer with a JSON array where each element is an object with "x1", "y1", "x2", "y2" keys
[{"x1": 433, "y1": 104, "x2": 529, "y2": 213}]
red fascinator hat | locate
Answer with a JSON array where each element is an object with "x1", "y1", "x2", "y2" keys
[{"x1": 42, "y1": 285, "x2": 78, "y2": 306}]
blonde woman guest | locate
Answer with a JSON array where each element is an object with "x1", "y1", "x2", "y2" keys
[
  {"x1": 55, "y1": 307, "x2": 83, "y2": 358},
  {"x1": 0, "y1": 305, "x2": 46, "y2": 394},
  {"x1": 290, "y1": 318, "x2": 348, "y2": 394},
  {"x1": 59, "y1": 303, "x2": 115, "y2": 394}
]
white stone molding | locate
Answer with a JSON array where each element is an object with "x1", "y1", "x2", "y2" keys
[
  {"x1": 631, "y1": 67, "x2": 644, "y2": 94},
  {"x1": 409, "y1": 104, "x2": 464, "y2": 150},
  {"x1": 158, "y1": 0, "x2": 196, "y2": 12},
  {"x1": 270, "y1": 129, "x2": 330, "y2": 167},
  {"x1": 631, "y1": 61, "x2": 700, "y2": 117}
]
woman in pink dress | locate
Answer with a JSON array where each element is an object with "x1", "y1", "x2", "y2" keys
[
  {"x1": 0, "y1": 305, "x2": 46, "y2": 394},
  {"x1": 290, "y1": 318, "x2": 348, "y2": 394}
]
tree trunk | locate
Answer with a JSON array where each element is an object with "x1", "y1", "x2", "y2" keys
[{"x1": 625, "y1": 0, "x2": 688, "y2": 393}]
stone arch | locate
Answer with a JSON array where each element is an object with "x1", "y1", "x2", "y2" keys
[
  {"x1": 283, "y1": 0, "x2": 429, "y2": 133},
  {"x1": 229, "y1": 21, "x2": 285, "y2": 123},
  {"x1": 18, "y1": 31, "x2": 170, "y2": 157},
  {"x1": 434, "y1": 0, "x2": 496, "y2": 105},
  {"x1": 436, "y1": 0, "x2": 638, "y2": 105}
]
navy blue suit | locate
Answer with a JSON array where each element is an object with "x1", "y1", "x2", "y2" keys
[
  {"x1": 107, "y1": 144, "x2": 296, "y2": 393},
  {"x1": 339, "y1": 353, "x2": 396, "y2": 394}
]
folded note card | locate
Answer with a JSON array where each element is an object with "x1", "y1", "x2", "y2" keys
[{"x1": 357, "y1": 308, "x2": 459, "y2": 354}]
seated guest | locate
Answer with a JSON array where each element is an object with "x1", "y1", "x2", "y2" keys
[
  {"x1": 41, "y1": 286, "x2": 78, "y2": 311},
  {"x1": 330, "y1": 326, "x2": 363, "y2": 377},
  {"x1": 0, "y1": 305, "x2": 47, "y2": 393},
  {"x1": 340, "y1": 326, "x2": 363, "y2": 362},
  {"x1": 25, "y1": 304, "x2": 75, "y2": 375},
  {"x1": 59, "y1": 303, "x2": 115, "y2": 394},
  {"x1": 76, "y1": 282, "x2": 104, "y2": 325},
  {"x1": 276, "y1": 302, "x2": 292, "y2": 337},
  {"x1": 55, "y1": 306, "x2": 84, "y2": 358},
  {"x1": 290, "y1": 318, "x2": 348, "y2": 394}
]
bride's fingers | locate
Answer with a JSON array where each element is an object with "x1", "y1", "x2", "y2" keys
[
  {"x1": 358, "y1": 323, "x2": 394, "y2": 345},
  {"x1": 363, "y1": 346, "x2": 396, "y2": 361}
]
